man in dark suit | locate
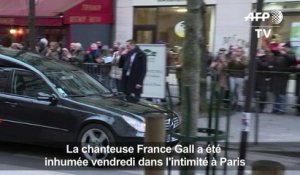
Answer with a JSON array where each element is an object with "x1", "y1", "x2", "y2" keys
[{"x1": 119, "y1": 39, "x2": 147, "y2": 101}]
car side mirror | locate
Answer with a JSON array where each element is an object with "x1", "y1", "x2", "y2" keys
[{"x1": 37, "y1": 92, "x2": 58, "y2": 104}]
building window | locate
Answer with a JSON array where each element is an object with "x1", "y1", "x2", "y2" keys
[
  {"x1": 256, "y1": 2, "x2": 300, "y2": 43},
  {"x1": 134, "y1": 8, "x2": 157, "y2": 25},
  {"x1": 272, "y1": 13, "x2": 300, "y2": 42},
  {"x1": 157, "y1": 7, "x2": 185, "y2": 47},
  {"x1": 133, "y1": 6, "x2": 214, "y2": 49}
]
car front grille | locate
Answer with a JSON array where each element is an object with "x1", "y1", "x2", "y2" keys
[{"x1": 164, "y1": 115, "x2": 180, "y2": 130}]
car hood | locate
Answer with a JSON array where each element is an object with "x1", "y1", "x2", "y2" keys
[{"x1": 69, "y1": 95, "x2": 170, "y2": 117}]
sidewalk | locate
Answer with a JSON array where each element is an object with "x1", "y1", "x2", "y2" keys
[
  {"x1": 197, "y1": 112, "x2": 300, "y2": 142},
  {"x1": 196, "y1": 111, "x2": 300, "y2": 174}
]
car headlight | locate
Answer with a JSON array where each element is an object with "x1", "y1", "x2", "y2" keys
[{"x1": 122, "y1": 115, "x2": 145, "y2": 133}]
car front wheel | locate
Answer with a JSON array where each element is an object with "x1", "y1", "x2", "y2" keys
[{"x1": 78, "y1": 124, "x2": 115, "y2": 161}]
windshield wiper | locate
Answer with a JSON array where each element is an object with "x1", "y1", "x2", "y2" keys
[
  {"x1": 101, "y1": 91, "x2": 112, "y2": 95},
  {"x1": 96, "y1": 92, "x2": 113, "y2": 98},
  {"x1": 67, "y1": 95, "x2": 87, "y2": 97},
  {"x1": 67, "y1": 91, "x2": 112, "y2": 98}
]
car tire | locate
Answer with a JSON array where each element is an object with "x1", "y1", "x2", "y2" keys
[{"x1": 78, "y1": 124, "x2": 115, "y2": 161}]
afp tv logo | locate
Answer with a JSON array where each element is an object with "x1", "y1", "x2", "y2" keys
[{"x1": 244, "y1": 10, "x2": 283, "y2": 38}]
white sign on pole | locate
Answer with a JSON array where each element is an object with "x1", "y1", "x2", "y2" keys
[
  {"x1": 241, "y1": 113, "x2": 251, "y2": 132},
  {"x1": 138, "y1": 44, "x2": 166, "y2": 98}
]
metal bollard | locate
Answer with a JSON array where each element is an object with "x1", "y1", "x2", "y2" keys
[
  {"x1": 252, "y1": 160, "x2": 284, "y2": 175},
  {"x1": 144, "y1": 113, "x2": 165, "y2": 175}
]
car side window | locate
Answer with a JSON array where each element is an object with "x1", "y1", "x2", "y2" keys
[
  {"x1": 13, "y1": 70, "x2": 52, "y2": 98},
  {"x1": 0, "y1": 69, "x2": 10, "y2": 93}
]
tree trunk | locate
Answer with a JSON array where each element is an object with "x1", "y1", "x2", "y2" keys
[{"x1": 180, "y1": 0, "x2": 203, "y2": 175}]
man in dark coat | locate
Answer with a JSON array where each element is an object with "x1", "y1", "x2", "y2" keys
[
  {"x1": 270, "y1": 42, "x2": 295, "y2": 114},
  {"x1": 119, "y1": 39, "x2": 147, "y2": 101},
  {"x1": 255, "y1": 49, "x2": 273, "y2": 112}
]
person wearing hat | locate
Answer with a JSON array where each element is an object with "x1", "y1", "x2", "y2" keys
[
  {"x1": 37, "y1": 37, "x2": 48, "y2": 55},
  {"x1": 70, "y1": 42, "x2": 85, "y2": 63}
]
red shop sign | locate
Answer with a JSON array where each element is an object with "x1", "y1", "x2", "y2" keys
[{"x1": 63, "y1": 0, "x2": 113, "y2": 24}]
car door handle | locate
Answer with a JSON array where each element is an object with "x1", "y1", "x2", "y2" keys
[{"x1": 5, "y1": 101, "x2": 18, "y2": 107}]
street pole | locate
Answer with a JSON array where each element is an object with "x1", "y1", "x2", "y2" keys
[
  {"x1": 28, "y1": 0, "x2": 36, "y2": 52},
  {"x1": 237, "y1": 0, "x2": 263, "y2": 175}
]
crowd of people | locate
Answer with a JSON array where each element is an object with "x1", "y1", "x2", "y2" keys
[
  {"x1": 8, "y1": 38, "x2": 147, "y2": 102},
  {"x1": 6, "y1": 37, "x2": 300, "y2": 115},
  {"x1": 209, "y1": 40, "x2": 300, "y2": 115},
  {"x1": 33, "y1": 38, "x2": 119, "y2": 64}
]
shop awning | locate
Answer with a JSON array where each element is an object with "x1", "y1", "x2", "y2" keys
[
  {"x1": 0, "y1": 0, "x2": 85, "y2": 26},
  {"x1": 0, "y1": 0, "x2": 85, "y2": 17},
  {"x1": 0, "y1": 16, "x2": 63, "y2": 26}
]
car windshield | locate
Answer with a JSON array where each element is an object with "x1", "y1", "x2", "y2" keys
[{"x1": 45, "y1": 70, "x2": 110, "y2": 97}]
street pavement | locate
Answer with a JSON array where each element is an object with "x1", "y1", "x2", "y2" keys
[{"x1": 0, "y1": 111, "x2": 300, "y2": 175}]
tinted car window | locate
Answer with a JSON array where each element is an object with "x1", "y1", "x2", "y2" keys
[
  {"x1": 0, "y1": 69, "x2": 10, "y2": 93},
  {"x1": 13, "y1": 70, "x2": 52, "y2": 97},
  {"x1": 45, "y1": 70, "x2": 109, "y2": 97}
]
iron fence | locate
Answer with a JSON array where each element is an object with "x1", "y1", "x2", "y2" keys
[
  {"x1": 71, "y1": 63, "x2": 300, "y2": 115},
  {"x1": 72, "y1": 63, "x2": 113, "y2": 89}
]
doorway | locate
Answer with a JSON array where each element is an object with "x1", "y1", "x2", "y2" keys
[{"x1": 133, "y1": 25, "x2": 156, "y2": 44}]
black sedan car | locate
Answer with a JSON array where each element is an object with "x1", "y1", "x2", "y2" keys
[{"x1": 0, "y1": 47, "x2": 180, "y2": 161}]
